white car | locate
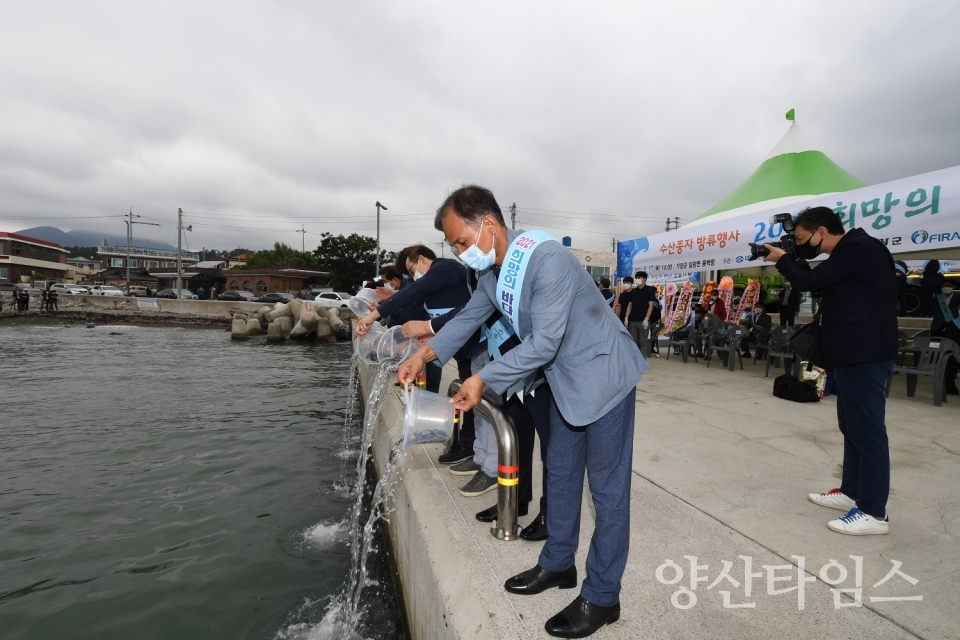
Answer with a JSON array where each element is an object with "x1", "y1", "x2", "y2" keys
[
  {"x1": 89, "y1": 285, "x2": 125, "y2": 297},
  {"x1": 313, "y1": 292, "x2": 354, "y2": 308},
  {"x1": 49, "y1": 283, "x2": 90, "y2": 295}
]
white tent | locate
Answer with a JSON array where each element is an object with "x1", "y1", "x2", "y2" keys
[{"x1": 617, "y1": 164, "x2": 960, "y2": 278}]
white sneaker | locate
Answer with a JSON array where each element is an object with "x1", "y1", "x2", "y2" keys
[
  {"x1": 827, "y1": 508, "x2": 889, "y2": 535},
  {"x1": 808, "y1": 488, "x2": 856, "y2": 511}
]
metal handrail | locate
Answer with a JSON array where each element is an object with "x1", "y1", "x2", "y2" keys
[{"x1": 447, "y1": 379, "x2": 520, "y2": 541}]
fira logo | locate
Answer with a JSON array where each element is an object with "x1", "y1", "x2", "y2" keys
[{"x1": 912, "y1": 229, "x2": 960, "y2": 245}]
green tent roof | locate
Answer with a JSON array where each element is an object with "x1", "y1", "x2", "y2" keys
[{"x1": 696, "y1": 124, "x2": 865, "y2": 220}]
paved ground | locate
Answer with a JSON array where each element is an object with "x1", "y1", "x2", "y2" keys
[{"x1": 411, "y1": 348, "x2": 958, "y2": 639}]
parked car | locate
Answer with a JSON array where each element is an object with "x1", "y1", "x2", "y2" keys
[
  {"x1": 15, "y1": 284, "x2": 45, "y2": 294},
  {"x1": 156, "y1": 288, "x2": 199, "y2": 300},
  {"x1": 124, "y1": 285, "x2": 149, "y2": 297},
  {"x1": 50, "y1": 283, "x2": 90, "y2": 295},
  {"x1": 255, "y1": 292, "x2": 296, "y2": 304},
  {"x1": 0, "y1": 283, "x2": 19, "y2": 292},
  {"x1": 313, "y1": 292, "x2": 354, "y2": 308},
  {"x1": 217, "y1": 290, "x2": 258, "y2": 302},
  {"x1": 89, "y1": 285, "x2": 125, "y2": 297}
]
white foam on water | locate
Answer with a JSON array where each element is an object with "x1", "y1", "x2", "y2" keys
[
  {"x1": 336, "y1": 448, "x2": 358, "y2": 460},
  {"x1": 303, "y1": 520, "x2": 349, "y2": 546},
  {"x1": 274, "y1": 602, "x2": 367, "y2": 640}
]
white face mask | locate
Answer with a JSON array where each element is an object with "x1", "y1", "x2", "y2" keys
[
  {"x1": 943, "y1": 287, "x2": 955, "y2": 296},
  {"x1": 456, "y1": 220, "x2": 496, "y2": 271},
  {"x1": 384, "y1": 282, "x2": 395, "y2": 291},
  {"x1": 622, "y1": 283, "x2": 632, "y2": 290},
  {"x1": 412, "y1": 269, "x2": 424, "y2": 281}
]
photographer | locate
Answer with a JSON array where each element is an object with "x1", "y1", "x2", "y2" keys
[{"x1": 763, "y1": 206, "x2": 897, "y2": 536}]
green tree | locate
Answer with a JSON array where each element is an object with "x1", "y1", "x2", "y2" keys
[
  {"x1": 313, "y1": 233, "x2": 391, "y2": 290},
  {"x1": 239, "y1": 242, "x2": 318, "y2": 269}
]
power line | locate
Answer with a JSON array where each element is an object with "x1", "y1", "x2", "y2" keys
[{"x1": 517, "y1": 207, "x2": 662, "y2": 221}]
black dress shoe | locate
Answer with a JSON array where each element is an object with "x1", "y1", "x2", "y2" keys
[
  {"x1": 438, "y1": 445, "x2": 474, "y2": 465},
  {"x1": 544, "y1": 596, "x2": 620, "y2": 638},
  {"x1": 519, "y1": 512, "x2": 547, "y2": 541},
  {"x1": 504, "y1": 564, "x2": 576, "y2": 595},
  {"x1": 475, "y1": 502, "x2": 528, "y2": 523}
]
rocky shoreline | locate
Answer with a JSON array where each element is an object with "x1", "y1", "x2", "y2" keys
[{"x1": 0, "y1": 309, "x2": 231, "y2": 329}]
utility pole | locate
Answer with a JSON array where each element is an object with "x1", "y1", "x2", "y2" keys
[
  {"x1": 296, "y1": 225, "x2": 306, "y2": 252},
  {"x1": 510, "y1": 202, "x2": 516, "y2": 229},
  {"x1": 126, "y1": 207, "x2": 133, "y2": 291},
  {"x1": 665, "y1": 217, "x2": 672, "y2": 232},
  {"x1": 176, "y1": 208, "x2": 192, "y2": 299},
  {"x1": 674, "y1": 216, "x2": 680, "y2": 230},
  {"x1": 125, "y1": 207, "x2": 159, "y2": 293},
  {"x1": 375, "y1": 201, "x2": 387, "y2": 276},
  {"x1": 612, "y1": 237, "x2": 617, "y2": 253}
]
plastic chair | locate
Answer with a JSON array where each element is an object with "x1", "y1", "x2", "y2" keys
[
  {"x1": 649, "y1": 321, "x2": 664, "y2": 359},
  {"x1": 899, "y1": 329, "x2": 933, "y2": 366},
  {"x1": 706, "y1": 323, "x2": 746, "y2": 371},
  {"x1": 765, "y1": 326, "x2": 798, "y2": 378},
  {"x1": 751, "y1": 331, "x2": 773, "y2": 365},
  {"x1": 666, "y1": 326, "x2": 692, "y2": 363},
  {"x1": 885, "y1": 337, "x2": 959, "y2": 407}
]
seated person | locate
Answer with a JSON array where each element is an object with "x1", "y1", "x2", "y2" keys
[
  {"x1": 740, "y1": 302, "x2": 773, "y2": 357},
  {"x1": 930, "y1": 280, "x2": 960, "y2": 395}
]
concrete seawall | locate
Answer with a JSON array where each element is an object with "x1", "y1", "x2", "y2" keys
[
  {"x1": 358, "y1": 361, "x2": 521, "y2": 640},
  {"x1": 358, "y1": 350, "x2": 955, "y2": 639}
]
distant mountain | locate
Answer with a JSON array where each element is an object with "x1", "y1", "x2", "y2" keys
[{"x1": 14, "y1": 226, "x2": 177, "y2": 251}]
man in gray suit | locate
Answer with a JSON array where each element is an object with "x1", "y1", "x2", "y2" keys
[{"x1": 398, "y1": 185, "x2": 648, "y2": 638}]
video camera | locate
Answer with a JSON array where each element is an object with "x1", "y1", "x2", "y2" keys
[{"x1": 748, "y1": 213, "x2": 796, "y2": 260}]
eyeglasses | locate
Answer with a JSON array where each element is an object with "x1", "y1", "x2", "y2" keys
[{"x1": 442, "y1": 240, "x2": 460, "y2": 257}]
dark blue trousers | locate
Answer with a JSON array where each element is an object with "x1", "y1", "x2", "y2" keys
[
  {"x1": 833, "y1": 360, "x2": 894, "y2": 519},
  {"x1": 539, "y1": 388, "x2": 635, "y2": 607},
  {"x1": 505, "y1": 383, "x2": 552, "y2": 513}
]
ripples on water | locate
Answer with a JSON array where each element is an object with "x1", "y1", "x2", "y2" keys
[{"x1": 0, "y1": 325, "x2": 404, "y2": 640}]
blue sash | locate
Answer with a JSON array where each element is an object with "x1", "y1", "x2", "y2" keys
[
  {"x1": 936, "y1": 294, "x2": 960, "y2": 331},
  {"x1": 495, "y1": 231, "x2": 559, "y2": 339}
]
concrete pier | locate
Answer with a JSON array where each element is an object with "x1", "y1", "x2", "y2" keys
[{"x1": 360, "y1": 352, "x2": 958, "y2": 639}]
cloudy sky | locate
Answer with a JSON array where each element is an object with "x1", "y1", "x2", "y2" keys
[{"x1": 1, "y1": 1, "x2": 958, "y2": 254}]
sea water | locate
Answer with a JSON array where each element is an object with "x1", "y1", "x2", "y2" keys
[{"x1": 0, "y1": 325, "x2": 404, "y2": 640}]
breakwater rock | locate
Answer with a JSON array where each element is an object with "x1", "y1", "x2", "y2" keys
[{"x1": 232, "y1": 302, "x2": 350, "y2": 343}]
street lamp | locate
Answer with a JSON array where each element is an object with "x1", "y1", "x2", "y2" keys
[
  {"x1": 375, "y1": 201, "x2": 387, "y2": 276},
  {"x1": 126, "y1": 207, "x2": 160, "y2": 293}
]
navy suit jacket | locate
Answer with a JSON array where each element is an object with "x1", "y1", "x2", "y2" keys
[{"x1": 775, "y1": 227, "x2": 898, "y2": 368}]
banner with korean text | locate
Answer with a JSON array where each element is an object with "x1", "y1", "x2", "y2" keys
[{"x1": 617, "y1": 164, "x2": 960, "y2": 279}]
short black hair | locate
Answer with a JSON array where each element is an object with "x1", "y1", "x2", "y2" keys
[
  {"x1": 622, "y1": 276, "x2": 634, "y2": 284},
  {"x1": 380, "y1": 266, "x2": 402, "y2": 281},
  {"x1": 406, "y1": 244, "x2": 437, "y2": 262},
  {"x1": 599, "y1": 277, "x2": 610, "y2": 288},
  {"x1": 754, "y1": 301, "x2": 766, "y2": 309},
  {"x1": 635, "y1": 271, "x2": 648, "y2": 279},
  {"x1": 434, "y1": 185, "x2": 505, "y2": 231},
  {"x1": 795, "y1": 206, "x2": 845, "y2": 235}
]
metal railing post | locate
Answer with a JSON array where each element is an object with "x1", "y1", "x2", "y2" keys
[{"x1": 447, "y1": 380, "x2": 520, "y2": 541}]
